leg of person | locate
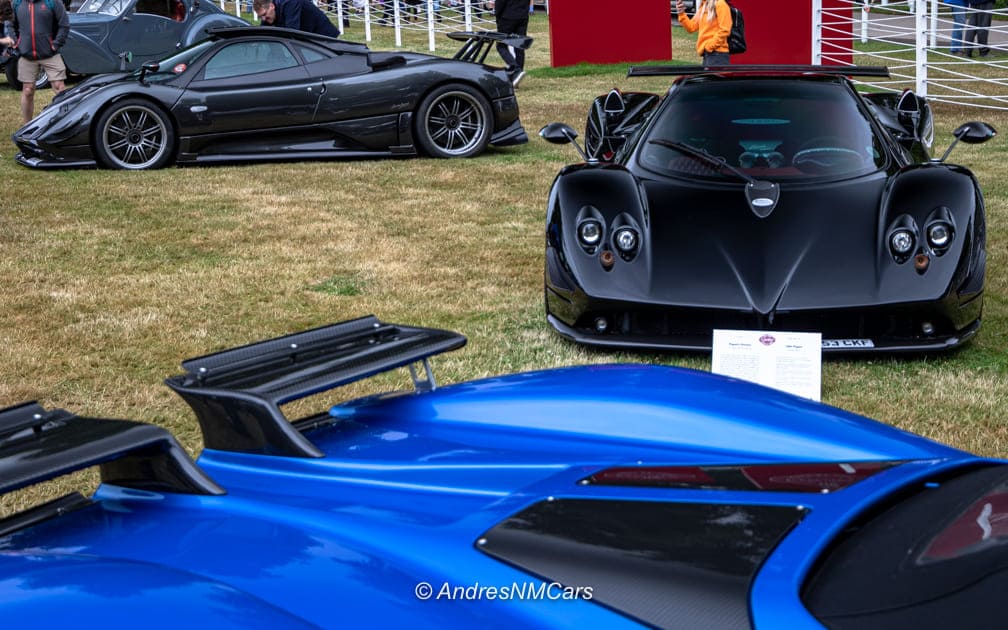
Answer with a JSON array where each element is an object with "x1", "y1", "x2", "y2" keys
[
  {"x1": 965, "y1": 5, "x2": 981, "y2": 56},
  {"x1": 41, "y1": 54, "x2": 68, "y2": 94},
  {"x1": 951, "y1": 6, "x2": 966, "y2": 53},
  {"x1": 17, "y1": 56, "x2": 38, "y2": 124},
  {"x1": 976, "y1": 1, "x2": 993, "y2": 56}
]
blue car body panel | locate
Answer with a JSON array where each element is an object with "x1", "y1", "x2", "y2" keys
[{"x1": 0, "y1": 317, "x2": 996, "y2": 627}]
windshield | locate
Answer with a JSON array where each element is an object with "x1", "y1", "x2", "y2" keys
[
  {"x1": 638, "y1": 79, "x2": 885, "y2": 181},
  {"x1": 130, "y1": 39, "x2": 215, "y2": 83},
  {"x1": 77, "y1": 0, "x2": 132, "y2": 15}
]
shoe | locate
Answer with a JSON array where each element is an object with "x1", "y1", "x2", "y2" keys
[
  {"x1": 510, "y1": 70, "x2": 526, "y2": 88},
  {"x1": 966, "y1": 49, "x2": 973, "y2": 57},
  {"x1": 980, "y1": 48, "x2": 990, "y2": 57}
]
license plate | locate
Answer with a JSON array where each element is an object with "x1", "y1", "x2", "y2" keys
[{"x1": 822, "y1": 338, "x2": 875, "y2": 349}]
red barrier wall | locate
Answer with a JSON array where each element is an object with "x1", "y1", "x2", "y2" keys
[
  {"x1": 547, "y1": 0, "x2": 854, "y2": 67},
  {"x1": 548, "y1": 0, "x2": 672, "y2": 67}
]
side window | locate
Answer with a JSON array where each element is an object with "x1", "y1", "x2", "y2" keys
[
  {"x1": 295, "y1": 44, "x2": 328, "y2": 64},
  {"x1": 134, "y1": 0, "x2": 171, "y2": 18},
  {"x1": 203, "y1": 42, "x2": 299, "y2": 80}
]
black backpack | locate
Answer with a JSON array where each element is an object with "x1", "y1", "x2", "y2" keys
[{"x1": 726, "y1": 1, "x2": 746, "y2": 55}]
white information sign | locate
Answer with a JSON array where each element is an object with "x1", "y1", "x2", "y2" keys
[{"x1": 711, "y1": 329, "x2": 823, "y2": 401}]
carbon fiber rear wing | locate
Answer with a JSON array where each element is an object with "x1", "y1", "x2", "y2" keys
[
  {"x1": 627, "y1": 64, "x2": 891, "y2": 78},
  {"x1": 449, "y1": 30, "x2": 533, "y2": 64},
  {"x1": 0, "y1": 401, "x2": 223, "y2": 498},
  {"x1": 165, "y1": 316, "x2": 467, "y2": 458}
]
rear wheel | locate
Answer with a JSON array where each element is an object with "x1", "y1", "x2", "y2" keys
[
  {"x1": 93, "y1": 99, "x2": 175, "y2": 170},
  {"x1": 414, "y1": 84, "x2": 492, "y2": 158}
]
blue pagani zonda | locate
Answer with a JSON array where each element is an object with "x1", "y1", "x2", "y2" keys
[{"x1": 1, "y1": 317, "x2": 1004, "y2": 628}]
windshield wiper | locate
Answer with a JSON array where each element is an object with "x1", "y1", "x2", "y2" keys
[{"x1": 648, "y1": 138, "x2": 781, "y2": 219}]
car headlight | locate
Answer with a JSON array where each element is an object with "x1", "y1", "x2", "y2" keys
[
  {"x1": 926, "y1": 222, "x2": 952, "y2": 249},
  {"x1": 890, "y1": 229, "x2": 915, "y2": 255},
  {"x1": 578, "y1": 220, "x2": 603, "y2": 247},
  {"x1": 614, "y1": 227, "x2": 638, "y2": 253}
]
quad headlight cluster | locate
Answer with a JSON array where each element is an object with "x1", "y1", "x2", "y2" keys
[
  {"x1": 886, "y1": 207, "x2": 956, "y2": 267},
  {"x1": 575, "y1": 206, "x2": 642, "y2": 264}
]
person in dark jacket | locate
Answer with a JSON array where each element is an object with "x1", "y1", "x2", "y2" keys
[
  {"x1": 493, "y1": 0, "x2": 532, "y2": 87},
  {"x1": 11, "y1": 0, "x2": 68, "y2": 124},
  {"x1": 252, "y1": 0, "x2": 341, "y2": 37}
]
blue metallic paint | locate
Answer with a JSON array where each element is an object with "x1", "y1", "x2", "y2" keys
[{"x1": 0, "y1": 358, "x2": 990, "y2": 627}]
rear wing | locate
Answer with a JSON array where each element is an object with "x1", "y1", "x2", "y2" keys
[
  {"x1": 0, "y1": 401, "x2": 223, "y2": 498},
  {"x1": 627, "y1": 65, "x2": 891, "y2": 78},
  {"x1": 165, "y1": 316, "x2": 467, "y2": 458},
  {"x1": 449, "y1": 30, "x2": 533, "y2": 65}
]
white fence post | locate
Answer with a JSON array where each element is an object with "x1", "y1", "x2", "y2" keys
[
  {"x1": 811, "y1": 0, "x2": 822, "y2": 63},
  {"x1": 394, "y1": 0, "x2": 402, "y2": 47},
  {"x1": 427, "y1": 0, "x2": 436, "y2": 51},
  {"x1": 464, "y1": 0, "x2": 472, "y2": 31},
  {"x1": 364, "y1": 0, "x2": 372, "y2": 41},
  {"x1": 916, "y1": 0, "x2": 928, "y2": 96}
]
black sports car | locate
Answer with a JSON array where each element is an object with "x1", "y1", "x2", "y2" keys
[
  {"x1": 541, "y1": 65, "x2": 995, "y2": 353},
  {"x1": 12, "y1": 28, "x2": 528, "y2": 169}
]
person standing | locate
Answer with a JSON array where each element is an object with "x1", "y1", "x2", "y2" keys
[
  {"x1": 252, "y1": 0, "x2": 341, "y2": 37},
  {"x1": 493, "y1": 0, "x2": 532, "y2": 87},
  {"x1": 675, "y1": 0, "x2": 732, "y2": 66},
  {"x1": 945, "y1": 0, "x2": 967, "y2": 55},
  {"x1": 11, "y1": 0, "x2": 68, "y2": 124}
]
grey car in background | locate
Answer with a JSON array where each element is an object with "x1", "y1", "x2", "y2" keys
[{"x1": 5, "y1": 0, "x2": 247, "y2": 88}]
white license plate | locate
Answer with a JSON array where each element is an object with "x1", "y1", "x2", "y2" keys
[{"x1": 822, "y1": 338, "x2": 875, "y2": 348}]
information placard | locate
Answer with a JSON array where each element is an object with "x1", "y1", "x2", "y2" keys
[{"x1": 711, "y1": 330, "x2": 822, "y2": 401}]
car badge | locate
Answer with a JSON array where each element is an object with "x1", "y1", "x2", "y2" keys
[
  {"x1": 173, "y1": 63, "x2": 187, "y2": 74},
  {"x1": 745, "y1": 180, "x2": 780, "y2": 219},
  {"x1": 759, "y1": 334, "x2": 776, "y2": 346}
]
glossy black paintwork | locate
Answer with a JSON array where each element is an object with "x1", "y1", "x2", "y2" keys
[
  {"x1": 13, "y1": 28, "x2": 525, "y2": 168},
  {"x1": 545, "y1": 72, "x2": 988, "y2": 353}
]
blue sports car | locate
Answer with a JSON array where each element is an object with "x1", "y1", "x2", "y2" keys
[{"x1": 1, "y1": 316, "x2": 1003, "y2": 628}]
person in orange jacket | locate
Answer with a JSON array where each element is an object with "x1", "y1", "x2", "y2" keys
[{"x1": 676, "y1": 0, "x2": 732, "y2": 66}]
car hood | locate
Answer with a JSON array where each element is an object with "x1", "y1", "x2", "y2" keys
[{"x1": 574, "y1": 170, "x2": 966, "y2": 313}]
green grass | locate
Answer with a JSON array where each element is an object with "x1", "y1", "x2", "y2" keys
[{"x1": 1, "y1": 14, "x2": 1008, "y2": 515}]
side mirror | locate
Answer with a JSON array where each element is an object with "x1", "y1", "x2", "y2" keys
[
  {"x1": 539, "y1": 122, "x2": 577, "y2": 145},
  {"x1": 953, "y1": 120, "x2": 997, "y2": 144},
  {"x1": 539, "y1": 122, "x2": 592, "y2": 162},
  {"x1": 138, "y1": 60, "x2": 159, "y2": 84},
  {"x1": 938, "y1": 121, "x2": 997, "y2": 162}
]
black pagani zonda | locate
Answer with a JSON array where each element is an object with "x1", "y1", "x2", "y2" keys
[
  {"x1": 542, "y1": 66, "x2": 995, "y2": 353},
  {"x1": 13, "y1": 28, "x2": 528, "y2": 170}
]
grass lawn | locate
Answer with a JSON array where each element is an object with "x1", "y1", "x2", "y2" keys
[{"x1": 1, "y1": 14, "x2": 1007, "y2": 513}]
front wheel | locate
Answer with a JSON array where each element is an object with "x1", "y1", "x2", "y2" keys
[
  {"x1": 414, "y1": 84, "x2": 492, "y2": 158},
  {"x1": 93, "y1": 99, "x2": 175, "y2": 170}
]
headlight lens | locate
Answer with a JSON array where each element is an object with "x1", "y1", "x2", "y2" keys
[
  {"x1": 890, "y1": 229, "x2": 915, "y2": 255},
  {"x1": 927, "y1": 222, "x2": 952, "y2": 249},
  {"x1": 614, "y1": 227, "x2": 638, "y2": 253},
  {"x1": 578, "y1": 221, "x2": 602, "y2": 246}
]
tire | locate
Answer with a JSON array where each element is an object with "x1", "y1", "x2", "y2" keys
[
  {"x1": 93, "y1": 99, "x2": 175, "y2": 170},
  {"x1": 414, "y1": 84, "x2": 492, "y2": 158},
  {"x1": 4, "y1": 61, "x2": 49, "y2": 90}
]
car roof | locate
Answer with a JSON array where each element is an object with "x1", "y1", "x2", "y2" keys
[{"x1": 207, "y1": 25, "x2": 371, "y2": 55}]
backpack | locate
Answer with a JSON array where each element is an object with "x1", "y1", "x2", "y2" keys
[{"x1": 726, "y1": 0, "x2": 746, "y2": 55}]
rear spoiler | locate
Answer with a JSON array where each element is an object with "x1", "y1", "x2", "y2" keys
[
  {"x1": 627, "y1": 64, "x2": 891, "y2": 78},
  {"x1": 165, "y1": 316, "x2": 466, "y2": 458},
  {"x1": 449, "y1": 30, "x2": 533, "y2": 65},
  {"x1": 0, "y1": 401, "x2": 223, "y2": 498}
]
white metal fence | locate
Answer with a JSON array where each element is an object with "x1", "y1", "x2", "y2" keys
[{"x1": 814, "y1": 0, "x2": 1008, "y2": 109}]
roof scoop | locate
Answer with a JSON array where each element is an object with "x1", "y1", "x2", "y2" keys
[{"x1": 745, "y1": 180, "x2": 780, "y2": 218}]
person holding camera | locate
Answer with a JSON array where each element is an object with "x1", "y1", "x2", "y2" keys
[{"x1": 675, "y1": 0, "x2": 732, "y2": 66}]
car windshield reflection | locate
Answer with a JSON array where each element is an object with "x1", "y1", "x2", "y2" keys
[
  {"x1": 77, "y1": 0, "x2": 133, "y2": 15},
  {"x1": 638, "y1": 79, "x2": 886, "y2": 181}
]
